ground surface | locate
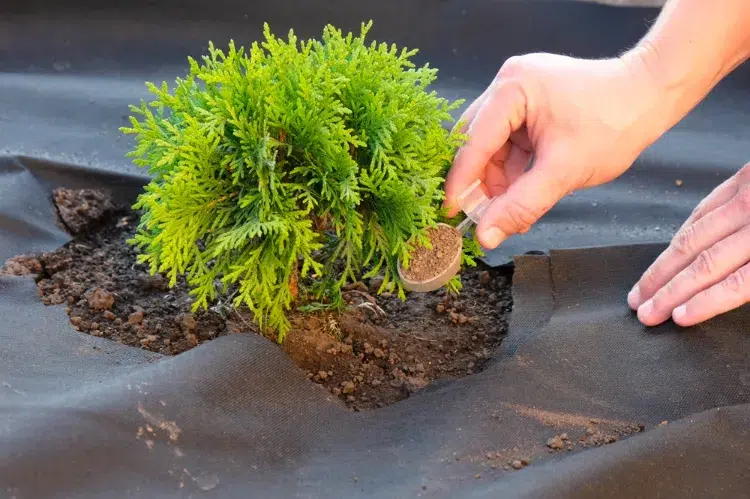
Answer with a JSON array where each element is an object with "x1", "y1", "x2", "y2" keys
[{"x1": 3, "y1": 189, "x2": 513, "y2": 410}]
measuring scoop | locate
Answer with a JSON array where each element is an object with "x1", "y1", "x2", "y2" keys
[{"x1": 398, "y1": 179, "x2": 493, "y2": 292}]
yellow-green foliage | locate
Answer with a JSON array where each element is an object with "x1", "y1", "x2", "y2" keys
[{"x1": 121, "y1": 22, "x2": 481, "y2": 341}]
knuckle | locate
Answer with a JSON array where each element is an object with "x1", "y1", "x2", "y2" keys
[
  {"x1": 504, "y1": 200, "x2": 540, "y2": 233},
  {"x1": 671, "y1": 225, "x2": 698, "y2": 257},
  {"x1": 723, "y1": 269, "x2": 747, "y2": 296},
  {"x1": 689, "y1": 204, "x2": 704, "y2": 221},
  {"x1": 498, "y1": 56, "x2": 525, "y2": 77},
  {"x1": 691, "y1": 249, "x2": 717, "y2": 277}
]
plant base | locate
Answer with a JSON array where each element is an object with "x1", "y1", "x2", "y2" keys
[{"x1": 3, "y1": 189, "x2": 513, "y2": 411}]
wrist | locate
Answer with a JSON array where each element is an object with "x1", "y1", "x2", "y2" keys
[
  {"x1": 620, "y1": 0, "x2": 750, "y2": 138},
  {"x1": 616, "y1": 45, "x2": 681, "y2": 148}
]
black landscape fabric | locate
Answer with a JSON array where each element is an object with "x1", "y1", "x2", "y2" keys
[{"x1": 0, "y1": 1, "x2": 749, "y2": 498}]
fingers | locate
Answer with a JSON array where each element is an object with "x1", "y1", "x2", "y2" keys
[
  {"x1": 444, "y1": 80, "x2": 527, "y2": 216},
  {"x1": 453, "y1": 88, "x2": 489, "y2": 134},
  {"x1": 680, "y1": 165, "x2": 750, "y2": 230},
  {"x1": 636, "y1": 225, "x2": 750, "y2": 326},
  {"x1": 672, "y1": 262, "x2": 750, "y2": 327},
  {"x1": 628, "y1": 186, "x2": 750, "y2": 311},
  {"x1": 475, "y1": 162, "x2": 569, "y2": 248}
]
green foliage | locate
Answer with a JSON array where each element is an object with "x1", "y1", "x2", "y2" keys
[{"x1": 121, "y1": 21, "x2": 482, "y2": 341}]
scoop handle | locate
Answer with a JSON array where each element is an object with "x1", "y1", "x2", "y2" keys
[{"x1": 456, "y1": 215, "x2": 475, "y2": 234}]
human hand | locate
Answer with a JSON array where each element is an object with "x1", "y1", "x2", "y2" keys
[
  {"x1": 443, "y1": 51, "x2": 668, "y2": 249},
  {"x1": 629, "y1": 165, "x2": 750, "y2": 327}
]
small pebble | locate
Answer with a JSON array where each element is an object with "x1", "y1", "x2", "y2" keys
[
  {"x1": 511, "y1": 460, "x2": 523, "y2": 470},
  {"x1": 128, "y1": 311, "x2": 145, "y2": 325},
  {"x1": 87, "y1": 288, "x2": 115, "y2": 311},
  {"x1": 546, "y1": 435, "x2": 564, "y2": 450},
  {"x1": 675, "y1": 179, "x2": 683, "y2": 187},
  {"x1": 175, "y1": 313, "x2": 197, "y2": 332}
]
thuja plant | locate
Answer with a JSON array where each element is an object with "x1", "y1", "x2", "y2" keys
[{"x1": 121, "y1": 22, "x2": 483, "y2": 341}]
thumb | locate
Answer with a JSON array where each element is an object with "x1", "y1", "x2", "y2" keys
[{"x1": 475, "y1": 160, "x2": 571, "y2": 248}]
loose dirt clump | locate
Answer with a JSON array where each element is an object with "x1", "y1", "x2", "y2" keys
[
  {"x1": 0, "y1": 255, "x2": 42, "y2": 276},
  {"x1": 53, "y1": 187, "x2": 116, "y2": 234},
  {"x1": 7, "y1": 188, "x2": 513, "y2": 410},
  {"x1": 401, "y1": 224, "x2": 462, "y2": 283}
]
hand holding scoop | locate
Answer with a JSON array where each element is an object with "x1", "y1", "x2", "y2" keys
[{"x1": 398, "y1": 180, "x2": 493, "y2": 292}]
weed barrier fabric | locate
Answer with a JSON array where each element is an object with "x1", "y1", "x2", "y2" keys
[
  {"x1": 0, "y1": 1, "x2": 749, "y2": 498},
  {"x1": 1, "y1": 158, "x2": 749, "y2": 498}
]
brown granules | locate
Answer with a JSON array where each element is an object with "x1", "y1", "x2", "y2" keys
[{"x1": 401, "y1": 224, "x2": 462, "y2": 282}]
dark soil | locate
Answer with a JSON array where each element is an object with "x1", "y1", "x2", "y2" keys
[
  {"x1": 401, "y1": 224, "x2": 462, "y2": 282},
  {"x1": 3, "y1": 188, "x2": 513, "y2": 411}
]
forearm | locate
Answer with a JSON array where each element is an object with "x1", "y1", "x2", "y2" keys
[{"x1": 622, "y1": 0, "x2": 750, "y2": 136}]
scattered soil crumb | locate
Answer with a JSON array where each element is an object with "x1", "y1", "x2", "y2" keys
[
  {"x1": 504, "y1": 403, "x2": 644, "y2": 449},
  {"x1": 137, "y1": 402, "x2": 182, "y2": 442},
  {"x1": 546, "y1": 434, "x2": 565, "y2": 450},
  {"x1": 504, "y1": 404, "x2": 639, "y2": 430},
  {"x1": 14, "y1": 188, "x2": 514, "y2": 411},
  {"x1": 401, "y1": 224, "x2": 462, "y2": 282}
]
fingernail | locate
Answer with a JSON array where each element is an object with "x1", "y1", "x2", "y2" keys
[
  {"x1": 672, "y1": 304, "x2": 687, "y2": 322},
  {"x1": 481, "y1": 226, "x2": 506, "y2": 248},
  {"x1": 627, "y1": 284, "x2": 641, "y2": 309},
  {"x1": 637, "y1": 299, "x2": 653, "y2": 323}
]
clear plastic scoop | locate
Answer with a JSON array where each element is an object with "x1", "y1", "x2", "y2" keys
[
  {"x1": 398, "y1": 180, "x2": 493, "y2": 292},
  {"x1": 455, "y1": 179, "x2": 493, "y2": 234}
]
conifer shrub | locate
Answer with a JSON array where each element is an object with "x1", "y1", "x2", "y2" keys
[{"x1": 121, "y1": 22, "x2": 482, "y2": 341}]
